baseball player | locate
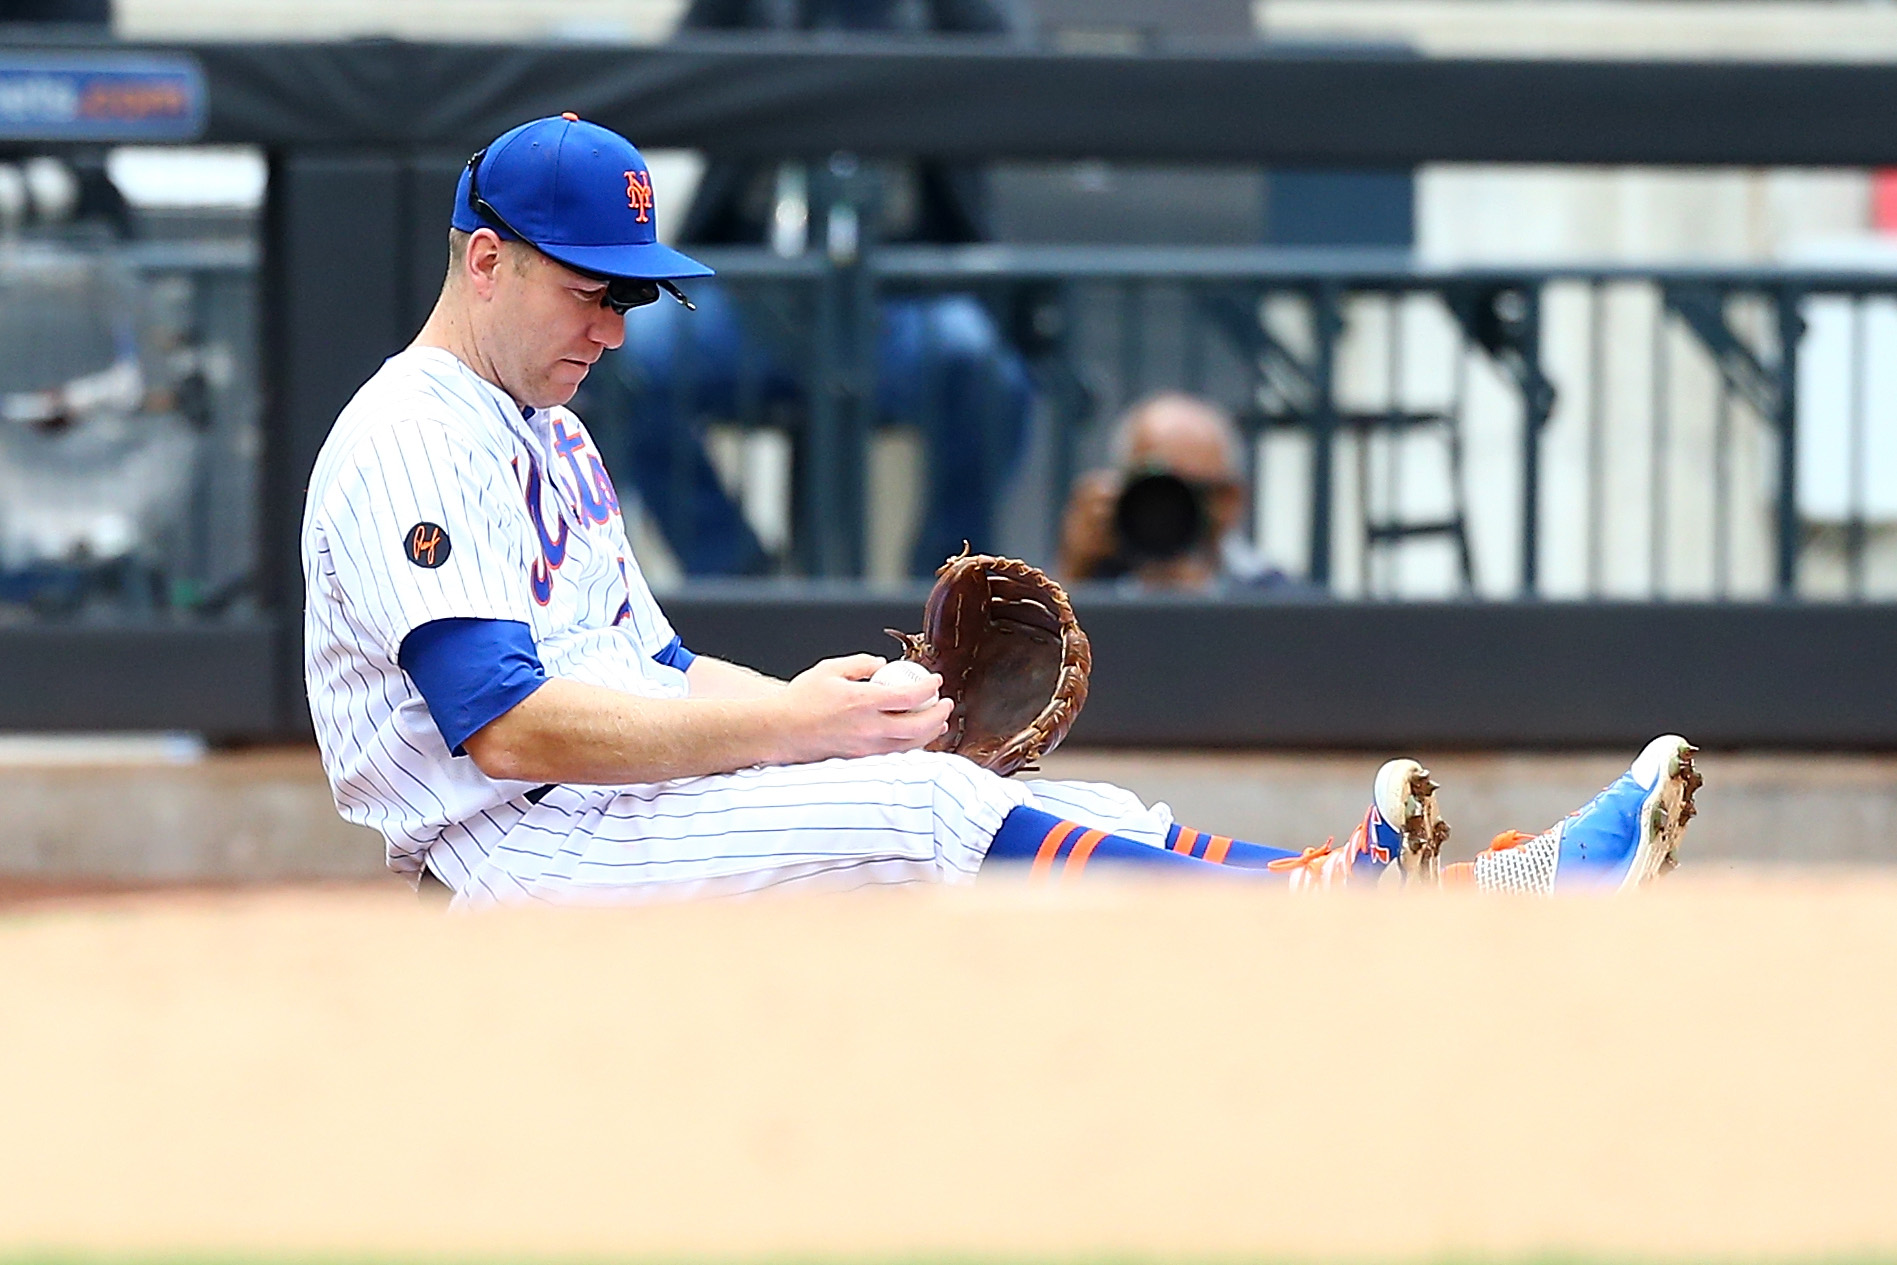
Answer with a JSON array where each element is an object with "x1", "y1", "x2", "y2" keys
[{"x1": 302, "y1": 115, "x2": 1701, "y2": 908}]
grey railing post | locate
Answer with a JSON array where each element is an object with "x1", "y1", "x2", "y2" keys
[
  {"x1": 804, "y1": 153, "x2": 877, "y2": 577},
  {"x1": 1037, "y1": 282, "x2": 1087, "y2": 558},
  {"x1": 1774, "y1": 286, "x2": 1805, "y2": 597},
  {"x1": 1517, "y1": 285, "x2": 1551, "y2": 595},
  {"x1": 1308, "y1": 283, "x2": 1342, "y2": 587}
]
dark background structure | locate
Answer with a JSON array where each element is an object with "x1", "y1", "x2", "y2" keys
[
  {"x1": 145, "y1": 39, "x2": 1897, "y2": 165},
  {"x1": 6, "y1": 37, "x2": 1897, "y2": 747}
]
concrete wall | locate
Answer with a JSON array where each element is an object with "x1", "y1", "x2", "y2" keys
[
  {"x1": 0, "y1": 748, "x2": 384, "y2": 883},
  {"x1": 1, "y1": 746, "x2": 1892, "y2": 886}
]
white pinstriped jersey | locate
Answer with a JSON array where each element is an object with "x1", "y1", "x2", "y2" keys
[{"x1": 302, "y1": 346, "x2": 684, "y2": 875}]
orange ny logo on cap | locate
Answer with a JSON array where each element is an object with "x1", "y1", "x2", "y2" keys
[{"x1": 624, "y1": 170, "x2": 653, "y2": 223}]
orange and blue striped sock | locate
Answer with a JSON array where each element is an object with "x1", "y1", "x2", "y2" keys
[
  {"x1": 1161, "y1": 823, "x2": 1301, "y2": 869},
  {"x1": 983, "y1": 807, "x2": 1297, "y2": 880}
]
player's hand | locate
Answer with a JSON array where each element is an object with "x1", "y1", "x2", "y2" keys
[{"x1": 772, "y1": 654, "x2": 953, "y2": 764}]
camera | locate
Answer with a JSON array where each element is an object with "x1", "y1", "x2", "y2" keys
[{"x1": 1113, "y1": 470, "x2": 1214, "y2": 563}]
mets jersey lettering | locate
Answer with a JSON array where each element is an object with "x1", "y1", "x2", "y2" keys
[
  {"x1": 517, "y1": 448, "x2": 571, "y2": 605},
  {"x1": 553, "y1": 415, "x2": 620, "y2": 524}
]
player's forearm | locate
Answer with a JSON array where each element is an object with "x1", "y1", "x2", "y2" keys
[
  {"x1": 465, "y1": 677, "x2": 795, "y2": 786},
  {"x1": 684, "y1": 654, "x2": 787, "y2": 699}
]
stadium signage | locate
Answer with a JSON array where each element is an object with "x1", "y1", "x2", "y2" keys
[{"x1": 0, "y1": 50, "x2": 205, "y2": 143}]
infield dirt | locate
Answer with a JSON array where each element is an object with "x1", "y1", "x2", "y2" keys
[{"x1": 1, "y1": 876, "x2": 1893, "y2": 1260}]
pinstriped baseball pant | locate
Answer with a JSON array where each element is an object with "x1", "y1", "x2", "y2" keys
[{"x1": 423, "y1": 750, "x2": 1178, "y2": 909}]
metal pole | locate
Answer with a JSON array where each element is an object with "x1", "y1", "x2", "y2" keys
[
  {"x1": 1587, "y1": 280, "x2": 1606, "y2": 596},
  {"x1": 1046, "y1": 283, "x2": 1082, "y2": 555},
  {"x1": 806, "y1": 152, "x2": 876, "y2": 578},
  {"x1": 1775, "y1": 287, "x2": 1804, "y2": 597},
  {"x1": 840, "y1": 225, "x2": 874, "y2": 578},
  {"x1": 806, "y1": 258, "x2": 842, "y2": 575},
  {"x1": 1714, "y1": 374, "x2": 1732, "y2": 598},
  {"x1": 1848, "y1": 293, "x2": 1868, "y2": 599},
  {"x1": 1517, "y1": 285, "x2": 1550, "y2": 596},
  {"x1": 1307, "y1": 283, "x2": 1341, "y2": 587},
  {"x1": 1651, "y1": 295, "x2": 1671, "y2": 597}
]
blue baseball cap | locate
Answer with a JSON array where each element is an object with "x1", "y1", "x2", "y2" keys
[{"x1": 452, "y1": 114, "x2": 713, "y2": 282}]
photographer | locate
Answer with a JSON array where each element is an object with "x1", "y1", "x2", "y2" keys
[{"x1": 1058, "y1": 392, "x2": 1288, "y2": 593}]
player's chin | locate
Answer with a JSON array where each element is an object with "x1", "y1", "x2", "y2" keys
[{"x1": 544, "y1": 358, "x2": 593, "y2": 403}]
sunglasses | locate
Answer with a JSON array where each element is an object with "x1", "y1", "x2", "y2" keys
[{"x1": 465, "y1": 148, "x2": 694, "y2": 314}]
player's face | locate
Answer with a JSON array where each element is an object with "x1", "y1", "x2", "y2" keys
[{"x1": 489, "y1": 244, "x2": 628, "y2": 409}]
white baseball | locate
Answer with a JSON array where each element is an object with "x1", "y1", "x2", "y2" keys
[{"x1": 871, "y1": 658, "x2": 939, "y2": 712}]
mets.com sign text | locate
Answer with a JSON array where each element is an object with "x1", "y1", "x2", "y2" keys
[{"x1": 0, "y1": 50, "x2": 204, "y2": 143}]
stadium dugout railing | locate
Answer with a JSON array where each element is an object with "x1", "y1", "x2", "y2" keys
[{"x1": 692, "y1": 245, "x2": 1897, "y2": 606}]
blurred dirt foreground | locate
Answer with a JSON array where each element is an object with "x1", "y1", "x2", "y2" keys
[{"x1": 2, "y1": 877, "x2": 1895, "y2": 1261}]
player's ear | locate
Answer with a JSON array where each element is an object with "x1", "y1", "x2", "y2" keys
[{"x1": 464, "y1": 228, "x2": 507, "y2": 298}]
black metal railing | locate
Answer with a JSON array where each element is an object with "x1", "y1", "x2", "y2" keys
[
  {"x1": 591, "y1": 245, "x2": 1897, "y2": 601},
  {"x1": 10, "y1": 239, "x2": 1897, "y2": 626}
]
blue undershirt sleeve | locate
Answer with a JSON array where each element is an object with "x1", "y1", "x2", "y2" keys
[
  {"x1": 652, "y1": 634, "x2": 697, "y2": 672},
  {"x1": 397, "y1": 617, "x2": 548, "y2": 756}
]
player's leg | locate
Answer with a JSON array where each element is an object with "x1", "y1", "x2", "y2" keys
[
  {"x1": 431, "y1": 737, "x2": 1697, "y2": 906},
  {"x1": 1441, "y1": 734, "x2": 1700, "y2": 895},
  {"x1": 980, "y1": 804, "x2": 1282, "y2": 880},
  {"x1": 1005, "y1": 778, "x2": 1301, "y2": 870},
  {"x1": 435, "y1": 751, "x2": 1293, "y2": 906},
  {"x1": 437, "y1": 750, "x2": 1036, "y2": 908},
  {"x1": 1008, "y1": 758, "x2": 1446, "y2": 887},
  {"x1": 1028, "y1": 736, "x2": 1701, "y2": 894}
]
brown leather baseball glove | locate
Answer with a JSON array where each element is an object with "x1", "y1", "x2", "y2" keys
[{"x1": 888, "y1": 551, "x2": 1092, "y2": 777}]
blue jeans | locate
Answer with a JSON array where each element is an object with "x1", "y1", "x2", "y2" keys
[{"x1": 607, "y1": 283, "x2": 1031, "y2": 576}]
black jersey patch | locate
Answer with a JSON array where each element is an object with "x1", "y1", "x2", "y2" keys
[{"x1": 404, "y1": 522, "x2": 451, "y2": 569}]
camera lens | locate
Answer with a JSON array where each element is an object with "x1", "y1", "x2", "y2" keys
[{"x1": 1114, "y1": 471, "x2": 1206, "y2": 563}]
